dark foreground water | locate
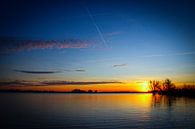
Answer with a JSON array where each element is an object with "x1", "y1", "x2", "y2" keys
[{"x1": 0, "y1": 93, "x2": 195, "y2": 129}]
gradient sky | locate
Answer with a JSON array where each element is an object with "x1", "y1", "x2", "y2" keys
[{"x1": 0, "y1": 0, "x2": 195, "y2": 92}]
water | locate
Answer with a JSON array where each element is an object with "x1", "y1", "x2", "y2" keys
[{"x1": 0, "y1": 93, "x2": 195, "y2": 129}]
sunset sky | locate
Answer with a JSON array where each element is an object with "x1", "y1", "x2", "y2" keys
[{"x1": 0, "y1": 0, "x2": 195, "y2": 92}]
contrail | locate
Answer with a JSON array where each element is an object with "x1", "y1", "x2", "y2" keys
[{"x1": 86, "y1": 7, "x2": 108, "y2": 47}]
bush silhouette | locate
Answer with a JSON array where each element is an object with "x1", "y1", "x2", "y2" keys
[
  {"x1": 149, "y1": 80, "x2": 162, "y2": 93},
  {"x1": 163, "y1": 78, "x2": 175, "y2": 91}
]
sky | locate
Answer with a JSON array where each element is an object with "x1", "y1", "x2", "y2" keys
[{"x1": 0, "y1": 0, "x2": 195, "y2": 92}]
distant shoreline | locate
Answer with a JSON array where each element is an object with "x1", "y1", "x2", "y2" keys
[
  {"x1": 1, "y1": 90, "x2": 195, "y2": 98},
  {"x1": 0, "y1": 90, "x2": 151, "y2": 94}
]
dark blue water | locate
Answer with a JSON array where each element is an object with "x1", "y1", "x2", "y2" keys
[{"x1": 0, "y1": 93, "x2": 195, "y2": 129}]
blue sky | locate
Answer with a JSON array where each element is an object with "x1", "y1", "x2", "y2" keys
[{"x1": 0, "y1": 0, "x2": 195, "y2": 90}]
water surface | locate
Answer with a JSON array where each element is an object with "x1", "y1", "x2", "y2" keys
[{"x1": 0, "y1": 93, "x2": 194, "y2": 129}]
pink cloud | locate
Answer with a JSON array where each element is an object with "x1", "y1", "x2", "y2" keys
[{"x1": 0, "y1": 38, "x2": 91, "y2": 53}]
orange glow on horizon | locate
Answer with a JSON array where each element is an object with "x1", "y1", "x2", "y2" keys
[
  {"x1": 0, "y1": 81, "x2": 152, "y2": 92},
  {"x1": 140, "y1": 81, "x2": 150, "y2": 92}
]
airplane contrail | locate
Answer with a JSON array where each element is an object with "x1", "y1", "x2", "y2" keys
[{"x1": 86, "y1": 7, "x2": 108, "y2": 47}]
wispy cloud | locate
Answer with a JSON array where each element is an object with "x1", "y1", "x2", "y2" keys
[
  {"x1": 42, "y1": 81, "x2": 122, "y2": 85},
  {"x1": 139, "y1": 54, "x2": 165, "y2": 58},
  {"x1": 75, "y1": 69, "x2": 86, "y2": 72},
  {"x1": 173, "y1": 51, "x2": 195, "y2": 56},
  {"x1": 0, "y1": 80, "x2": 42, "y2": 87},
  {"x1": 0, "y1": 37, "x2": 91, "y2": 53},
  {"x1": 64, "y1": 69, "x2": 72, "y2": 72},
  {"x1": 14, "y1": 70, "x2": 60, "y2": 74},
  {"x1": 0, "y1": 80, "x2": 122, "y2": 87},
  {"x1": 113, "y1": 64, "x2": 127, "y2": 67},
  {"x1": 139, "y1": 51, "x2": 195, "y2": 58},
  {"x1": 64, "y1": 69, "x2": 86, "y2": 72}
]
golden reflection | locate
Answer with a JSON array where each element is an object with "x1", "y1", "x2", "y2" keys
[
  {"x1": 87, "y1": 93, "x2": 153, "y2": 110},
  {"x1": 75, "y1": 93, "x2": 153, "y2": 121}
]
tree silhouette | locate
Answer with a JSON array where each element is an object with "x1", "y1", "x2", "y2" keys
[
  {"x1": 88, "y1": 90, "x2": 93, "y2": 93},
  {"x1": 149, "y1": 79, "x2": 178, "y2": 95},
  {"x1": 71, "y1": 89, "x2": 86, "y2": 93},
  {"x1": 163, "y1": 78, "x2": 175, "y2": 91},
  {"x1": 149, "y1": 80, "x2": 162, "y2": 93}
]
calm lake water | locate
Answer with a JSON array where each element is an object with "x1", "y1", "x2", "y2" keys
[{"x1": 0, "y1": 93, "x2": 195, "y2": 129}]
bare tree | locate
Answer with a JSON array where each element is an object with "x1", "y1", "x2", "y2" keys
[
  {"x1": 163, "y1": 78, "x2": 175, "y2": 91},
  {"x1": 149, "y1": 80, "x2": 162, "y2": 92}
]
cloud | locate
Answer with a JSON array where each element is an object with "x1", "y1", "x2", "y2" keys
[
  {"x1": 64, "y1": 69, "x2": 72, "y2": 72},
  {"x1": 42, "y1": 81, "x2": 122, "y2": 85},
  {"x1": 139, "y1": 51, "x2": 195, "y2": 58},
  {"x1": 139, "y1": 54, "x2": 164, "y2": 58},
  {"x1": 0, "y1": 37, "x2": 91, "y2": 53},
  {"x1": 113, "y1": 64, "x2": 127, "y2": 67},
  {"x1": 0, "y1": 80, "x2": 42, "y2": 87},
  {"x1": 75, "y1": 69, "x2": 85, "y2": 72},
  {"x1": 14, "y1": 70, "x2": 60, "y2": 74},
  {"x1": 173, "y1": 51, "x2": 195, "y2": 56},
  {"x1": 0, "y1": 80, "x2": 122, "y2": 87},
  {"x1": 64, "y1": 69, "x2": 86, "y2": 72}
]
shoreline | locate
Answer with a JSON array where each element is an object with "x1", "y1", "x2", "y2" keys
[{"x1": 0, "y1": 90, "x2": 152, "y2": 94}]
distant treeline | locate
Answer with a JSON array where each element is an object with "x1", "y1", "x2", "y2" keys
[
  {"x1": 0, "y1": 89, "x2": 149, "y2": 94},
  {"x1": 149, "y1": 78, "x2": 195, "y2": 97},
  {"x1": 71, "y1": 89, "x2": 98, "y2": 93}
]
